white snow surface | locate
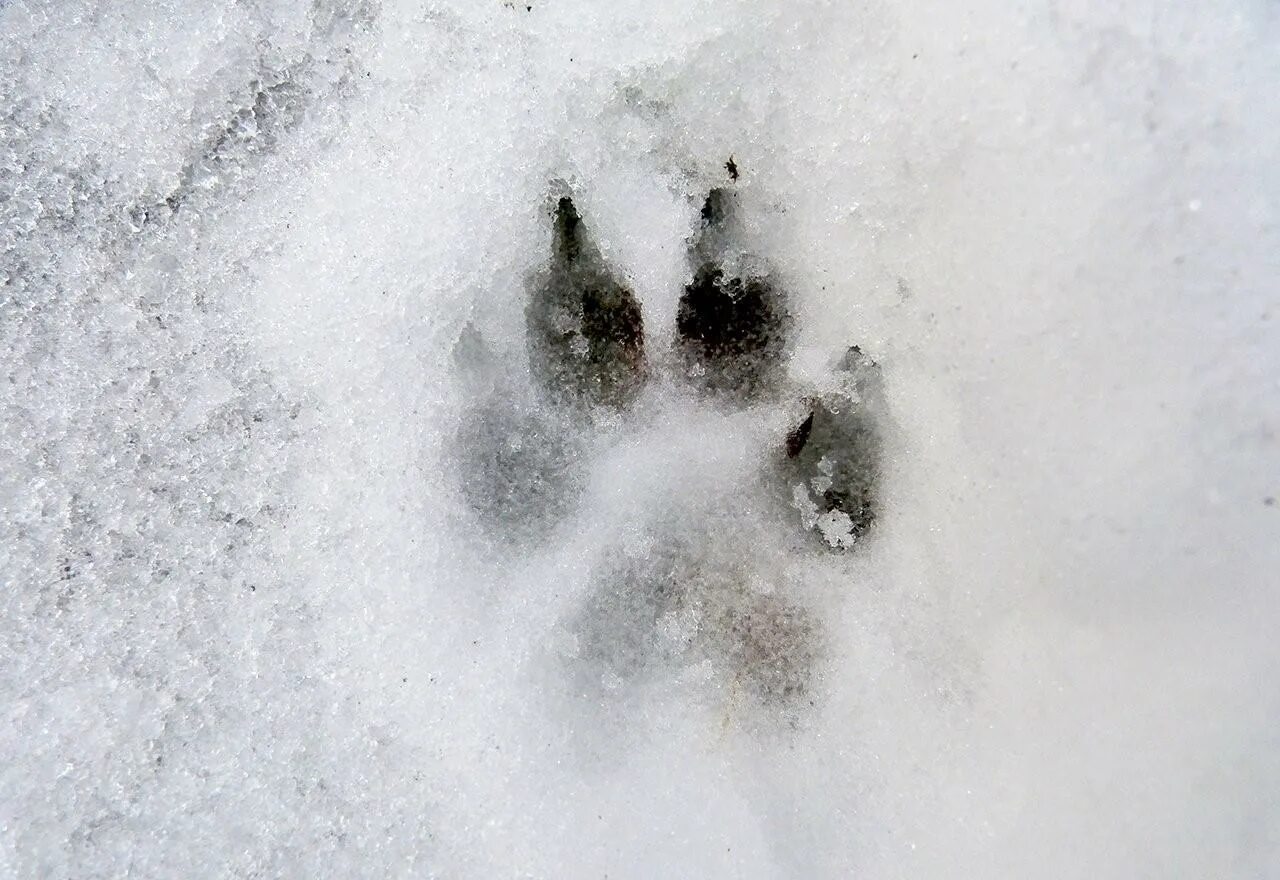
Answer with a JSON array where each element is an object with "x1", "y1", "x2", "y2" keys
[{"x1": 2, "y1": 0, "x2": 1278, "y2": 877}]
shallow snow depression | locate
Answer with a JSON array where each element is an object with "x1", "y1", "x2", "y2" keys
[{"x1": 3, "y1": 0, "x2": 1278, "y2": 877}]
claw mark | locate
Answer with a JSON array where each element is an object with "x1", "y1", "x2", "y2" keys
[{"x1": 785, "y1": 409, "x2": 814, "y2": 458}]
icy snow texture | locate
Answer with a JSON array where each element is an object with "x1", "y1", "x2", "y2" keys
[{"x1": 2, "y1": 0, "x2": 1278, "y2": 877}]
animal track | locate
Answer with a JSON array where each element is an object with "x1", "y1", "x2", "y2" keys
[{"x1": 456, "y1": 183, "x2": 886, "y2": 715}]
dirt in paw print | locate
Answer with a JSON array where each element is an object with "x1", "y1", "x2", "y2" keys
[{"x1": 454, "y1": 181, "x2": 887, "y2": 720}]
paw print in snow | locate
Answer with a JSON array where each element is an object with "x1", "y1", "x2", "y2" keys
[{"x1": 456, "y1": 184, "x2": 886, "y2": 712}]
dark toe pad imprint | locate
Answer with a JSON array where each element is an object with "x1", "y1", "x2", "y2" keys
[
  {"x1": 677, "y1": 189, "x2": 790, "y2": 400},
  {"x1": 527, "y1": 197, "x2": 645, "y2": 410},
  {"x1": 781, "y1": 347, "x2": 884, "y2": 550},
  {"x1": 454, "y1": 396, "x2": 581, "y2": 536}
]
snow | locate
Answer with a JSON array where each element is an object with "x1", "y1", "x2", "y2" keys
[{"x1": 2, "y1": 0, "x2": 1278, "y2": 877}]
